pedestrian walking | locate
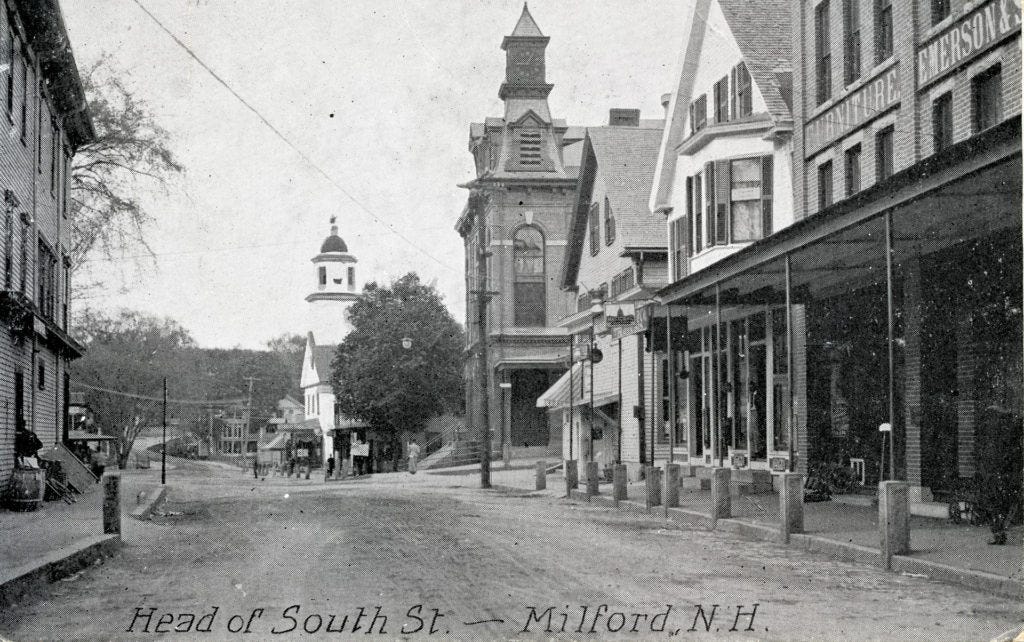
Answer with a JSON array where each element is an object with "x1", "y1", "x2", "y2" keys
[{"x1": 407, "y1": 441, "x2": 421, "y2": 475}]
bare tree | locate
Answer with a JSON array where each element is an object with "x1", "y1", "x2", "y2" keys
[{"x1": 70, "y1": 56, "x2": 183, "y2": 274}]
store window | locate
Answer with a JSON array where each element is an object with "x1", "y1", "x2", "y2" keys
[{"x1": 513, "y1": 225, "x2": 545, "y2": 327}]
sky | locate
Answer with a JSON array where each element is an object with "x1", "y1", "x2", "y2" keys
[{"x1": 62, "y1": 0, "x2": 689, "y2": 349}]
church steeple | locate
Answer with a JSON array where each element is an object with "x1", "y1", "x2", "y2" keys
[{"x1": 499, "y1": 3, "x2": 553, "y2": 101}]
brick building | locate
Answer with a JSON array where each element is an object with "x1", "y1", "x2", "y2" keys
[
  {"x1": 537, "y1": 113, "x2": 666, "y2": 480},
  {"x1": 0, "y1": 1, "x2": 92, "y2": 488},
  {"x1": 456, "y1": 5, "x2": 583, "y2": 460},
  {"x1": 656, "y1": 0, "x2": 1021, "y2": 510}
]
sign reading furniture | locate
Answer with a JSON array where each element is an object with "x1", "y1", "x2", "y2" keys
[
  {"x1": 917, "y1": 0, "x2": 1022, "y2": 88},
  {"x1": 803, "y1": 65, "x2": 900, "y2": 158}
]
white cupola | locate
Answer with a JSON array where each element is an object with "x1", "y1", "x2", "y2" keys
[{"x1": 305, "y1": 216, "x2": 359, "y2": 344}]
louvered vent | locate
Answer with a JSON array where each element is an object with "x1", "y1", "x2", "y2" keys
[{"x1": 518, "y1": 130, "x2": 542, "y2": 166}]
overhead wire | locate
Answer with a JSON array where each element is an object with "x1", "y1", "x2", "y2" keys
[{"x1": 126, "y1": 0, "x2": 461, "y2": 275}]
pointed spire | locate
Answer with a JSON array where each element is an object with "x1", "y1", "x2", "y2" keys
[{"x1": 510, "y1": 3, "x2": 544, "y2": 37}]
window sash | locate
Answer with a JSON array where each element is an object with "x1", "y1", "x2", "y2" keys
[
  {"x1": 844, "y1": 144, "x2": 862, "y2": 195},
  {"x1": 875, "y1": 126, "x2": 894, "y2": 180},
  {"x1": 843, "y1": 0, "x2": 861, "y2": 85},
  {"x1": 875, "y1": 0, "x2": 893, "y2": 63},
  {"x1": 815, "y1": 1, "x2": 832, "y2": 104},
  {"x1": 588, "y1": 203, "x2": 600, "y2": 255},
  {"x1": 931, "y1": 0, "x2": 950, "y2": 25},
  {"x1": 818, "y1": 161, "x2": 834, "y2": 209},
  {"x1": 604, "y1": 197, "x2": 615, "y2": 245},
  {"x1": 932, "y1": 93, "x2": 953, "y2": 152},
  {"x1": 713, "y1": 77, "x2": 729, "y2": 123},
  {"x1": 972, "y1": 66, "x2": 1002, "y2": 133}
]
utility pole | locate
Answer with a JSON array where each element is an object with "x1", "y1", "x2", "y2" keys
[
  {"x1": 161, "y1": 378, "x2": 167, "y2": 485},
  {"x1": 470, "y1": 209, "x2": 498, "y2": 489},
  {"x1": 244, "y1": 376, "x2": 257, "y2": 479}
]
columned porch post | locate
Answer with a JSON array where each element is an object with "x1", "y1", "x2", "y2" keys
[
  {"x1": 568, "y1": 332, "x2": 574, "y2": 462},
  {"x1": 785, "y1": 253, "x2": 795, "y2": 470},
  {"x1": 884, "y1": 211, "x2": 897, "y2": 481},
  {"x1": 667, "y1": 307, "x2": 675, "y2": 463},
  {"x1": 714, "y1": 283, "x2": 723, "y2": 467}
]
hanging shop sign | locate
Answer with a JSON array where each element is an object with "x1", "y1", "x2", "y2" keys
[
  {"x1": 605, "y1": 302, "x2": 636, "y2": 327},
  {"x1": 917, "y1": 0, "x2": 1021, "y2": 89},
  {"x1": 804, "y1": 65, "x2": 900, "y2": 157}
]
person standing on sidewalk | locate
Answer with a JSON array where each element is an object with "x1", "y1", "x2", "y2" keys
[{"x1": 407, "y1": 441, "x2": 421, "y2": 475}]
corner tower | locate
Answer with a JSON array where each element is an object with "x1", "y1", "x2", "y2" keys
[{"x1": 305, "y1": 216, "x2": 359, "y2": 345}]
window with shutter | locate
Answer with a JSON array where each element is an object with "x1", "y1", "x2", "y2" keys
[
  {"x1": 604, "y1": 197, "x2": 615, "y2": 245},
  {"x1": 715, "y1": 160, "x2": 730, "y2": 245},
  {"x1": 693, "y1": 173, "x2": 703, "y2": 252},
  {"x1": 761, "y1": 155, "x2": 773, "y2": 238},
  {"x1": 588, "y1": 202, "x2": 600, "y2": 255},
  {"x1": 685, "y1": 176, "x2": 694, "y2": 258},
  {"x1": 713, "y1": 77, "x2": 729, "y2": 123},
  {"x1": 730, "y1": 157, "x2": 760, "y2": 243},
  {"x1": 729, "y1": 67, "x2": 736, "y2": 119},
  {"x1": 704, "y1": 162, "x2": 715, "y2": 246}
]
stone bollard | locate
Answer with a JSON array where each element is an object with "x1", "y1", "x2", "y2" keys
[
  {"x1": 711, "y1": 467, "x2": 731, "y2": 520},
  {"x1": 612, "y1": 464, "x2": 627, "y2": 503},
  {"x1": 535, "y1": 461, "x2": 546, "y2": 491},
  {"x1": 646, "y1": 466, "x2": 662, "y2": 508},
  {"x1": 305, "y1": 464, "x2": 311, "y2": 480},
  {"x1": 565, "y1": 459, "x2": 579, "y2": 496},
  {"x1": 102, "y1": 473, "x2": 121, "y2": 535},
  {"x1": 586, "y1": 461, "x2": 600, "y2": 496},
  {"x1": 879, "y1": 480, "x2": 910, "y2": 569},
  {"x1": 779, "y1": 472, "x2": 804, "y2": 543},
  {"x1": 664, "y1": 463, "x2": 681, "y2": 509}
]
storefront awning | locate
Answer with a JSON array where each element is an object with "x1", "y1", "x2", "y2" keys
[
  {"x1": 536, "y1": 362, "x2": 620, "y2": 411},
  {"x1": 657, "y1": 118, "x2": 1021, "y2": 307},
  {"x1": 260, "y1": 433, "x2": 288, "y2": 450},
  {"x1": 536, "y1": 363, "x2": 582, "y2": 409}
]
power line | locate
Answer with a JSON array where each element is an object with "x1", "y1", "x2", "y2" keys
[
  {"x1": 126, "y1": 0, "x2": 460, "y2": 274},
  {"x1": 72, "y1": 381, "x2": 247, "y2": 406}
]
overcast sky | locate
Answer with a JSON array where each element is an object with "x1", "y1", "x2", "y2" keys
[{"x1": 62, "y1": 0, "x2": 689, "y2": 349}]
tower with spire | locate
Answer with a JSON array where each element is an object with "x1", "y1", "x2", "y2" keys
[
  {"x1": 305, "y1": 216, "x2": 359, "y2": 345},
  {"x1": 455, "y1": 4, "x2": 583, "y2": 461}
]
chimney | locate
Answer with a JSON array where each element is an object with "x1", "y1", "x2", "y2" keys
[
  {"x1": 608, "y1": 108, "x2": 640, "y2": 127},
  {"x1": 660, "y1": 92, "x2": 672, "y2": 119}
]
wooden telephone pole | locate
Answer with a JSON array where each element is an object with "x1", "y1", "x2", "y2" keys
[{"x1": 471, "y1": 211, "x2": 499, "y2": 489}]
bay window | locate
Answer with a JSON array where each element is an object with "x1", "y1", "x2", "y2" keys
[{"x1": 687, "y1": 155, "x2": 773, "y2": 251}]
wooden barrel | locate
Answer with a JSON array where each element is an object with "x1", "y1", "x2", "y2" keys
[{"x1": 7, "y1": 468, "x2": 45, "y2": 511}]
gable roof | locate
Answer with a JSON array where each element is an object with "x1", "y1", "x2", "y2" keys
[
  {"x1": 717, "y1": 0, "x2": 792, "y2": 122},
  {"x1": 562, "y1": 123, "x2": 665, "y2": 288},
  {"x1": 312, "y1": 344, "x2": 336, "y2": 380}
]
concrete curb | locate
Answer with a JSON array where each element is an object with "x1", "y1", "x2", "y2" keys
[
  {"x1": 130, "y1": 485, "x2": 168, "y2": 521},
  {"x1": 552, "y1": 484, "x2": 1023, "y2": 600},
  {"x1": 0, "y1": 534, "x2": 121, "y2": 609}
]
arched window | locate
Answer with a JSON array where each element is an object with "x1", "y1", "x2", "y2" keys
[
  {"x1": 604, "y1": 197, "x2": 615, "y2": 245},
  {"x1": 513, "y1": 225, "x2": 545, "y2": 327}
]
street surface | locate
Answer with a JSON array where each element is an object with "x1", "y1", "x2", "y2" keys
[{"x1": 0, "y1": 459, "x2": 1020, "y2": 641}]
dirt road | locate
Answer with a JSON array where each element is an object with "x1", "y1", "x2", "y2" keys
[{"x1": 0, "y1": 461, "x2": 1019, "y2": 640}]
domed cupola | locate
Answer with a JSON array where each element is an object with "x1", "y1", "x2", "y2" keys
[{"x1": 320, "y1": 216, "x2": 348, "y2": 253}]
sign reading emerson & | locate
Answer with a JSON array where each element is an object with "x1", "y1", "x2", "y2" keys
[
  {"x1": 917, "y1": 0, "x2": 1021, "y2": 89},
  {"x1": 803, "y1": 65, "x2": 899, "y2": 158}
]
